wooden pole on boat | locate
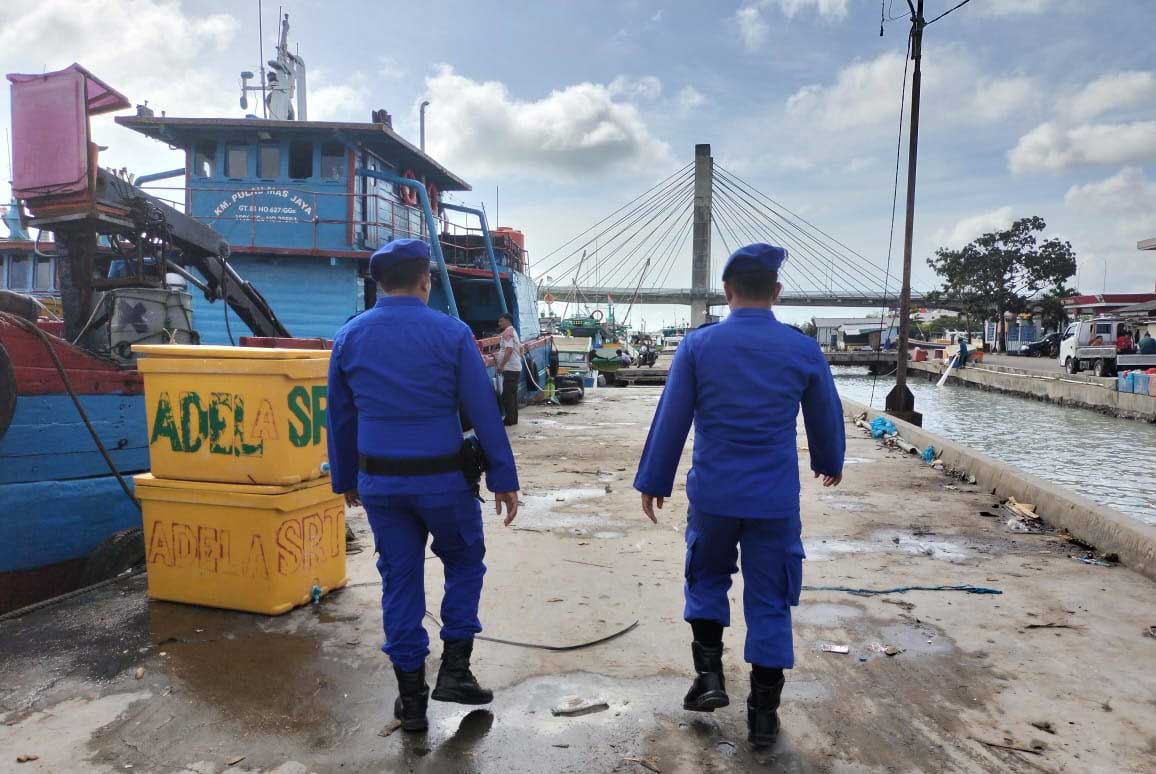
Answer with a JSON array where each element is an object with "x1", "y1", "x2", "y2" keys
[
  {"x1": 690, "y1": 144, "x2": 713, "y2": 328},
  {"x1": 886, "y1": 0, "x2": 924, "y2": 427}
]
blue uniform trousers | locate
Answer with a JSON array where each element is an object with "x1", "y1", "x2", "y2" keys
[
  {"x1": 683, "y1": 510, "x2": 804, "y2": 669},
  {"x1": 364, "y1": 491, "x2": 486, "y2": 672}
]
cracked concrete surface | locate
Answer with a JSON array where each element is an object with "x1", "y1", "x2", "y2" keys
[{"x1": 1, "y1": 388, "x2": 1154, "y2": 773}]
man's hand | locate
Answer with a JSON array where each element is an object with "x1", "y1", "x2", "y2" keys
[
  {"x1": 814, "y1": 471, "x2": 843, "y2": 488},
  {"x1": 344, "y1": 490, "x2": 362, "y2": 508},
  {"x1": 641, "y1": 493, "x2": 664, "y2": 523},
  {"x1": 495, "y1": 491, "x2": 519, "y2": 526}
]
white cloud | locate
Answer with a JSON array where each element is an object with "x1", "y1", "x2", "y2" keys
[
  {"x1": 978, "y1": 0, "x2": 1056, "y2": 16},
  {"x1": 675, "y1": 85, "x2": 707, "y2": 113},
  {"x1": 734, "y1": 6, "x2": 770, "y2": 51},
  {"x1": 0, "y1": 0, "x2": 237, "y2": 115},
  {"x1": 309, "y1": 71, "x2": 371, "y2": 122},
  {"x1": 1066, "y1": 70, "x2": 1156, "y2": 121},
  {"x1": 734, "y1": 0, "x2": 848, "y2": 51},
  {"x1": 609, "y1": 75, "x2": 663, "y2": 101},
  {"x1": 1064, "y1": 167, "x2": 1156, "y2": 235},
  {"x1": 773, "y1": 0, "x2": 849, "y2": 19},
  {"x1": 422, "y1": 66, "x2": 672, "y2": 180},
  {"x1": 0, "y1": 0, "x2": 242, "y2": 188},
  {"x1": 1008, "y1": 120, "x2": 1156, "y2": 173},
  {"x1": 933, "y1": 206, "x2": 1016, "y2": 248},
  {"x1": 784, "y1": 48, "x2": 1036, "y2": 132}
]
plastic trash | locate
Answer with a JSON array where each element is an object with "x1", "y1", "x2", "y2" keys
[
  {"x1": 869, "y1": 416, "x2": 897, "y2": 438},
  {"x1": 921, "y1": 445, "x2": 936, "y2": 463}
]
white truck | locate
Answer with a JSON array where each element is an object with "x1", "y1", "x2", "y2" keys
[{"x1": 1058, "y1": 317, "x2": 1156, "y2": 376}]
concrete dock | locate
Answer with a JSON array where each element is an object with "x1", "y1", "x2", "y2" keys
[
  {"x1": 2, "y1": 390, "x2": 1155, "y2": 773},
  {"x1": 909, "y1": 358, "x2": 1156, "y2": 422}
]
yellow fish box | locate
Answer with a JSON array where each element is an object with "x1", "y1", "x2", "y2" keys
[
  {"x1": 135, "y1": 474, "x2": 347, "y2": 615},
  {"x1": 133, "y1": 345, "x2": 330, "y2": 486}
]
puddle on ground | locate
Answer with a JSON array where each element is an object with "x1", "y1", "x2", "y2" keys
[
  {"x1": 804, "y1": 532, "x2": 971, "y2": 562},
  {"x1": 513, "y1": 489, "x2": 630, "y2": 533},
  {"x1": 818, "y1": 494, "x2": 871, "y2": 511},
  {"x1": 592, "y1": 530, "x2": 624, "y2": 540},
  {"x1": 793, "y1": 602, "x2": 865, "y2": 626},
  {"x1": 843, "y1": 456, "x2": 874, "y2": 465}
]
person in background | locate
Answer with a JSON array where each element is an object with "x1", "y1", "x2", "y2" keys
[
  {"x1": 496, "y1": 313, "x2": 522, "y2": 426},
  {"x1": 957, "y1": 336, "x2": 969, "y2": 368},
  {"x1": 633, "y1": 243, "x2": 845, "y2": 749},
  {"x1": 1116, "y1": 329, "x2": 1135, "y2": 354},
  {"x1": 326, "y1": 238, "x2": 520, "y2": 733},
  {"x1": 1139, "y1": 330, "x2": 1156, "y2": 355}
]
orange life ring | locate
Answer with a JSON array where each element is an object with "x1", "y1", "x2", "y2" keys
[
  {"x1": 426, "y1": 181, "x2": 440, "y2": 216},
  {"x1": 399, "y1": 169, "x2": 419, "y2": 207}
]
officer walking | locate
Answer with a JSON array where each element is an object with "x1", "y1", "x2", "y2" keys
[
  {"x1": 327, "y1": 238, "x2": 520, "y2": 732},
  {"x1": 633, "y1": 243, "x2": 845, "y2": 748}
]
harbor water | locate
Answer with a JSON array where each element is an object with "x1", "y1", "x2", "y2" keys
[{"x1": 833, "y1": 367, "x2": 1156, "y2": 526}]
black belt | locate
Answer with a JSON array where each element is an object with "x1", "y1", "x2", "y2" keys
[{"x1": 358, "y1": 450, "x2": 464, "y2": 476}]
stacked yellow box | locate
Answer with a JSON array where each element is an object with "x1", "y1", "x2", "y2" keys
[{"x1": 131, "y1": 345, "x2": 346, "y2": 615}]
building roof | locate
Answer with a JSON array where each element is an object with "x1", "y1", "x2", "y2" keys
[
  {"x1": 115, "y1": 115, "x2": 471, "y2": 192},
  {"x1": 1138, "y1": 237, "x2": 1156, "y2": 251},
  {"x1": 1062, "y1": 293, "x2": 1156, "y2": 309},
  {"x1": 1114, "y1": 299, "x2": 1156, "y2": 317},
  {"x1": 813, "y1": 316, "x2": 896, "y2": 328}
]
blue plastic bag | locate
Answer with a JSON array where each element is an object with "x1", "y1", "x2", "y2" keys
[
  {"x1": 869, "y1": 416, "x2": 897, "y2": 438},
  {"x1": 921, "y1": 445, "x2": 936, "y2": 463}
]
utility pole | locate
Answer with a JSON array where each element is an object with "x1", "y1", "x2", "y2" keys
[
  {"x1": 886, "y1": 0, "x2": 924, "y2": 427},
  {"x1": 690, "y1": 143, "x2": 713, "y2": 328}
]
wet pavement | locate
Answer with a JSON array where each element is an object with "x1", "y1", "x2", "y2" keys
[{"x1": 2, "y1": 388, "x2": 1156, "y2": 773}]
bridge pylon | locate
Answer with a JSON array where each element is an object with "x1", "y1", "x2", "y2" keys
[{"x1": 690, "y1": 143, "x2": 713, "y2": 327}]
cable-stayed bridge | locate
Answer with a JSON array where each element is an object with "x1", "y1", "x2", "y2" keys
[{"x1": 535, "y1": 144, "x2": 933, "y2": 326}]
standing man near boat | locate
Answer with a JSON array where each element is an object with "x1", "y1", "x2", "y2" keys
[
  {"x1": 633, "y1": 243, "x2": 845, "y2": 749},
  {"x1": 327, "y1": 238, "x2": 520, "y2": 732},
  {"x1": 496, "y1": 312, "x2": 522, "y2": 426}
]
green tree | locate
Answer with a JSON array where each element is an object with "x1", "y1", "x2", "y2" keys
[
  {"x1": 1036, "y1": 284, "x2": 1076, "y2": 332},
  {"x1": 927, "y1": 216, "x2": 1076, "y2": 352}
]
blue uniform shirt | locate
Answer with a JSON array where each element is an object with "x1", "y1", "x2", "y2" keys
[
  {"x1": 634, "y1": 308, "x2": 844, "y2": 519},
  {"x1": 327, "y1": 296, "x2": 519, "y2": 498}
]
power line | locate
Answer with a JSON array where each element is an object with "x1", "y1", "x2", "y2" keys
[{"x1": 926, "y1": 0, "x2": 972, "y2": 25}]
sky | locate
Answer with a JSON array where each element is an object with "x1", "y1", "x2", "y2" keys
[{"x1": 2, "y1": 0, "x2": 1154, "y2": 328}]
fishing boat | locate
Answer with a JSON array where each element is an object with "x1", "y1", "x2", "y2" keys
[{"x1": 0, "y1": 18, "x2": 548, "y2": 613}]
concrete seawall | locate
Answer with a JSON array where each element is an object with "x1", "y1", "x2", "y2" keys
[
  {"x1": 842, "y1": 397, "x2": 1156, "y2": 582},
  {"x1": 907, "y1": 359, "x2": 1156, "y2": 422}
]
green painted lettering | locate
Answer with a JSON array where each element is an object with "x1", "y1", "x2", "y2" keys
[
  {"x1": 209, "y1": 393, "x2": 234, "y2": 455},
  {"x1": 150, "y1": 392, "x2": 181, "y2": 451},
  {"x1": 287, "y1": 386, "x2": 311, "y2": 448},
  {"x1": 236, "y1": 396, "x2": 263, "y2": 456},
  {"x1": 310, "y1": 385, "x2": 328, "y2": 446},
  {"x1": 179, "y1": 392, "x2": 206, "y2": 453}
]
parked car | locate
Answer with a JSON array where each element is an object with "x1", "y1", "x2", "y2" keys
[{"x1": 1019, "y1": 332, "x2": 1061, "y2": 358}]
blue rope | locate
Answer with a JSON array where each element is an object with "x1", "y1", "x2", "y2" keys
[{"x1": 803, "y1": 584, "x2": 1002, "y2": 597}]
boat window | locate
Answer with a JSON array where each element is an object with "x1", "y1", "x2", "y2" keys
[
  {"x1": 193, "y1": 142, "x2": 217, "y2": 177},
  {"x1": 7, "y1": 254, "x2": 30, "y2": 289},
  {"x1": 258, "y1": 144, "x2": 280, "y2": 179},
  {"x1": 289, "y1": 140, "x2": 313, "y2": 179},
  {"x1": 33, "y1": 257, "x2": 53, "y2": 290},
  {"x1": 320, "y1": 142, "x2": 345, "y2": 181},
  {"x1": 226, "y1": 146, "x2": 248, "y2": 178}
]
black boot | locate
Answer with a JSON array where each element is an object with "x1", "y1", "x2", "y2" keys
[
  {"x1": 393, "y1": 665, "x2": 429, "y2": 732},
  {"x1": 747, "y1": 672, "x2": 785, "y2": 748},
  {"x1": 431, "y1": 639, "x2": 493, "y2": 705},
  {"x1": 683, "y1": 641, "x2": 729, "y2": 712}
]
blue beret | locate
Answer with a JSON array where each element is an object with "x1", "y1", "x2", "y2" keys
[
  {"x1": 721, "y1": 243, "x2": 788, "y2": 280},
  {"x1": 369, "y1": 238, "x2": 431, "y2": 279}
]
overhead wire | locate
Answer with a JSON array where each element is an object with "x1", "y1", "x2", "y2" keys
[{"x1": 926, "y1": 0, "x2": 972, "y2": 25}]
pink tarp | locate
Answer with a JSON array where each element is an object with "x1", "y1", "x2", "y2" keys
[{"x1": 6, "y1": 64, "x2": 130, "y2": 198}]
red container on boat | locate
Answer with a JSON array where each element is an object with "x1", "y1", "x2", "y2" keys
[{"x1": 493, "y1": 227, "x2": 525, "y2": 250}]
